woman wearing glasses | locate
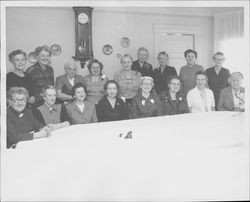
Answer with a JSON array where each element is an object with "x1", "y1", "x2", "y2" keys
[
  {"x1": 159, "y1": 76, "x2": 189, "y2": 115},
  {"x1": 7, "y1": 87, "x2": 51, "y2": 149}
]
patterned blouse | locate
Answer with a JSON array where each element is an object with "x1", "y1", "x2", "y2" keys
[
  {"x1": 83, "y1": 74, "x2": 108, "y2": 105},
  {"x1": 114, "y1": 70, "x2": 141, "y2": 99},
  {"x1": 159, "y1": 90, "x2": 189, "y2": 115},
  {"x1": 131, "y1": 91, "x2": 163, "y2": 119}
]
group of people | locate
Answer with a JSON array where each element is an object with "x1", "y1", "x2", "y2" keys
[{"x1": 6, "y1": 45, "x2": 245, "y2": 148}]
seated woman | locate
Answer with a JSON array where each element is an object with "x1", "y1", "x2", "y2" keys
[
  {"x1": 32, "y1": 86, "x2": 70, "y2": 130},
  {"x1": 83, "y1": 59, "x2": 108, "y2": 105},
  {"x1": 187, "y1": 71, "x2": 215, "y2": 113},
  {"x1": 114, "y1": 54, "x2": 141, "y2": 114},
  {"x1": 7, "y1": 49, "x2": 35, "y2": 105},
  {"x1": 131, "y1": 76, "x2": 162, "y2": 119},
  {"x1": 65, "y1": 83, "x2": 97, "y2": 125},
  {"x1": 96, "y1": 80, "x2": 129, "y2": 122},
  {"x1": 217, "y1": 72, "x2": 244, "y2": 112},
  {"x1": 7, "y1": 87, "x2": 51, "y2": 149},
  {"x1": 55, "y1": 59, "x2": 85, "y2": 104},
  {"x1": 160, "y1": 76, "x2": 189, "y2": 115}
]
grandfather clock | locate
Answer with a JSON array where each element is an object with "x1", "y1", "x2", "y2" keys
[{"x1": 73, "y1": 7, "x2": 93, "y2": 68}]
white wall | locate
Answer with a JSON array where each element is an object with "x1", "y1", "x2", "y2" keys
[{"x1": 6, "y1": 7, "x2": 214, "y2": 79}]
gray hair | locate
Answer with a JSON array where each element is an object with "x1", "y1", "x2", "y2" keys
[
  {"x1": 120, "y1": 54, "x2": 133, "y2": 64},
  {"x1": 64, "y1": 59, "x2": 78, "y2": 70},
  {"x1": 8, "y1": 87, "x2": 29, "y2": 100}
]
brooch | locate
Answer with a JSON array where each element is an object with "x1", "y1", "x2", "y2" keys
[
  {"x1": 142, "y1": 100, "x2": 145, "y2": 106},
  {"x1": 18, "y1": 113, "x2": 23, "y2": 118},
  {"x1": 101, "y1": 74, "x2": 106, "y2": 80},
  {"x1": 149, "y1": 98, "x2": 154, "y2": 104},
  {"x1": 179, "y1": 97, "x2": 182, "y2": 101}
]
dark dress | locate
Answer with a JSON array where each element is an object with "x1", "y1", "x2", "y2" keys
[
  {"x1": 26, "y1": 62, "x2": 54, "y2": 107},
  {"x1": 153, "y1": 65, "x2": 177, "y2": 94},
  {"x1": 6, "y1": 72, "x2": 33, "y2": 96},
  {"x1": 96, "y1": 96, "x2": 129, "y2": 122},
  {"x1": 7, "y1": 107, "x2": 44, "y2": 148},
  {"x1": 159, "y1": 90, "x2": 189, "y2": 115},
  {"x1": 205, "y1": 67, "x2": 230, "y2": 108},
  {"x1": 131, "y1": 60, "x2": 154, "y2": 78},
  {"x1": 131, "y1": 91, "x2": 163, "y2": 119}
]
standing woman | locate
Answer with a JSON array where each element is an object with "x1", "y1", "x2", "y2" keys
[
  {"x1": 26, "y1": 45, "x2": 54, "y2": 107},
  {"x1": 7, "y1": 49, "x2": 35, "y2": 104},
  {"x1": 187, "y1": 71, "x2": 215, "y2": 113},
  {"x1": 179, "y1": 49, "x2": 204, "y2": 95},
  {"x1": 131, "y1": 76, "x2": 162, "y2": 119},
  {"x1": 83, "y1": 59, "x2": 108, "y2": 105},
  {"x1": 160, "y1": 76, "x2": 189, "y2": 115},
  {"x1": 96, "y1": 80, "x2": 129, "y2": 122},
  {"x1": 114, "y1": 54, "x2": 141, "y2": 113},
  {"x1": 65, "y1": 83, "x2": 97, "y2": 125}
]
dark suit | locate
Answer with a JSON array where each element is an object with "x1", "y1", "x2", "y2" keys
[
  {"x1": 217, "y1": 86, "x2": 244, "y2": 111},
  {"x1": 205, "y1": 67, "x2": 230, "y2": 108},
  {"x1": 96, "y1": 96, "x2": 129, "y2": 122},
  {"x1": 153, "y1": 65, "x2": 177, "y2": 94},
  {"x1": 131, "y1": 60, "x2": 154, "y2": 78}
]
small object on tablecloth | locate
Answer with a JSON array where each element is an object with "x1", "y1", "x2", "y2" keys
[
  {"x1": 124, "y1": 131, "x2": 133, "y2": 139},
  {"x1": 119, "y1": 133, "x2": 123, "y2": 137}
]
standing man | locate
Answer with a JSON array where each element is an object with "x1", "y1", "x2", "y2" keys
[
  {"x1": 205, "y1": 52, "x2": 230, "y2": 109},
  {"x1": 153, "y1": 51, "x2": 177, "y2": 94},
  {"x1": 131, "y1": 47, "x2": 154, "y2": 78}
]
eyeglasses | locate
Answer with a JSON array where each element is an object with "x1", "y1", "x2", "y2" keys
[{"x1": 11, "y1": 98, "x2": 27, "y2": 104}]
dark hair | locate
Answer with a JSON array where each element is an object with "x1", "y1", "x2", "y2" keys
[
  {"x1": 8, "y1": 49, "x2": 27, "y2": 63},
  {"x1": 167, "y1": 75, "x2": 181, "y2": 84},
  {"x1": 71, "y1": 83, "x2": 87, "y2": 98},
  {"x1": 195, "y1": 71, "x2": 207, "y2": 79},
  {"x1": 87, "y1": 59, "x2": 103, "y2": 74},
  {"x1": 35, "y1": 45, "x2": 52, "y2": 57},
  {"x1": 104, "y1": 80, "x2": 120, "y2": 96},
  {"x1": 184, "y1": 49, "x2": 197, "y2": 58},
  {"x1": 157, "y1": 51, "x2": 168, "y2": 59}
]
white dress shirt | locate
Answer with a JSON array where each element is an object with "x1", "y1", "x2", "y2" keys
[{"x1": 187, "y1": 86, "x2": 215, "y2": 113}]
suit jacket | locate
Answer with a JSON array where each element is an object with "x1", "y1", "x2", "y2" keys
[
  {"x1": 96, "y1": 96, "x2": 129, "y2": 122},
  {"x1": 65, "y1": 101, "x2": 97, "y2": 125},
  {"x1": 153, "y1": 65, "x2": 177, "y2": 94},
  {"x1": 217, "y1": 86, "x2": 244, "y2": 111},
  {"x1": 131, "y1": 60, "x2": 154, "y2": 78},
  {"x1": 205, "y1": 67, "x2": 230, "y2": 107}
]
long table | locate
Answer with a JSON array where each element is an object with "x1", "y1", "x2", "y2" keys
[{"x1": 1, "y1": 112, "x2": 249, "y2": 201}]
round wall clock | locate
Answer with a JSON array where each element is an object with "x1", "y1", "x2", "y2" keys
[
  {"x1": 103, "y1": 44, "x2": 113, "y2": 55},
  {"x1": 78, "y1": 13, "x2": 89, "y2": 24},
  {"x1": 120, "y1": 37, "x2": 130, "y2": 48}
]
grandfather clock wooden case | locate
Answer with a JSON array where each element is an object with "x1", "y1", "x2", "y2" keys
[{"x1": 73, "y1": 7, "x2": 93, "y2": 67}]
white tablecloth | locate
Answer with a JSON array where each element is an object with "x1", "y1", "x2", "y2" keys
[{"x1": 2, "y1": 112, "x2": 249, "y2": 201}]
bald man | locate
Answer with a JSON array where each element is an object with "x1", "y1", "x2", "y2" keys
[{"x1": 217, "y1": 72, "x2": 244, "y2": 112}]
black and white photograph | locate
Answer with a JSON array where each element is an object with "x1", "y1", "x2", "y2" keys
[{"x1": 1, "y1": 0, "x2": 249, "y2": 201}]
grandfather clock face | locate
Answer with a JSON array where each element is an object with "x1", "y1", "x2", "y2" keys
[{"x1": 73, "y1": 7, "x2": 93, "y2": 63}]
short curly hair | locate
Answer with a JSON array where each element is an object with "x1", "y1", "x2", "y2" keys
[
  {"x1": 71, "y1": 83, "x2": 88, "y2": 99},
  {"x1": 34, "y1": 45, "x2": 52, "y2": 57},
  {"x1": 184, "y1": 49, "x2": 197, "y2": 58},
  {"x1": 87, "y1": 59, "x2": 103, "y2": 74},
  {"x1": 8, "y1": 49, "x2": 27, "y2": 63},
  {"x1": 8, "y1": 87, "x2": 29, "y2": 100}
]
